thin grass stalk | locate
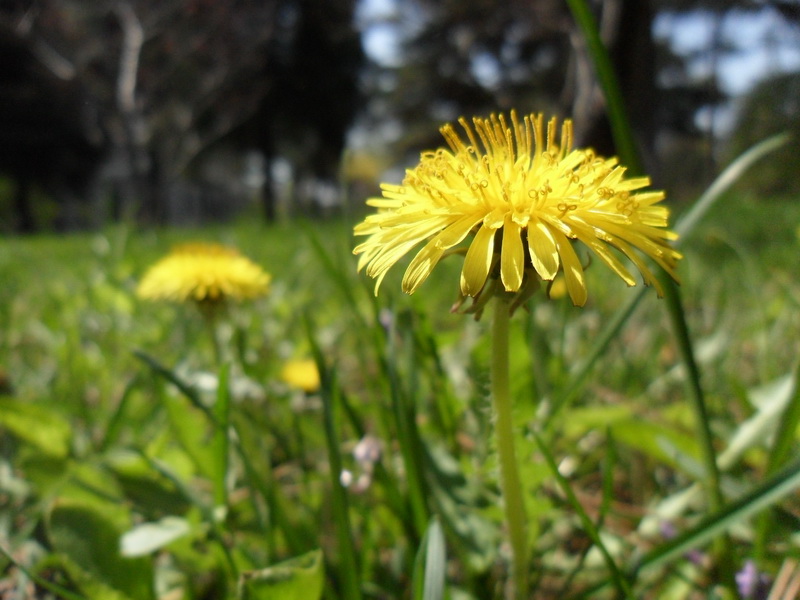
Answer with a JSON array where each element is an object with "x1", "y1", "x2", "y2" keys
[
  {"x1": 99, "y1": 374, "x2": 141, "y2": 452},
  {"x1": 304, "y1": 225, "x2": 428, "y2": 536},
  {"x1": 543, "y1": 132, "x2": 791, "y2": 428},
  {"x1": 135, "y1": 350, "x2": 311, "y2": 553},
  {"x1": 306, "y1": 317, "x2": 362, "y2": 600},
  {"x1": 491, "y1": 294, "x2": 529, "y2": 599},
  {"x1": 532, "y1": 430, "x2": 634, "y2": 599},
  {"x1": 634, "y1": 456, "x2": 800, "y2": 576},
  {"x1": 557, "y1": 428, "x2": 618, "y2": 597},
  {"x1": 565, "y1": 0, "x2": 738, "y2": 591},
  {"x1": 0, "y1": 545, "x2": 89, "y2": 600},
  {"x1": 660, "y1": 274, "x2": 736, "y2": 590},
  {"x1": 212, "y1": 362, "x2": 230, "y2": 508},
  {"x1": 387, "y1": 342, "x2": 431, "y2": 540},
  {"x1": 143, "y1": 450, "x2": 239, "y2": 579},
  {"x1": 755, "y1": 359, "x2": 800, "y2": 558},
  {"x1": 565, "y1": 0, "x2": 640, "y2": 173},
  {"x1": 661, "y1": 277, "x2": 723, "y2": 512}
]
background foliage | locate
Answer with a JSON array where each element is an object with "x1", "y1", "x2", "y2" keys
[{"x1": 1, "y1": 0, "x2": 800, "y2": 598}]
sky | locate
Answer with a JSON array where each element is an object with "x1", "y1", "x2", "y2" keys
[
  {"x1": 355, "y1": 0, "x2": 800, "y2": 106},
  {"x1": 654, "y1": 8, "x2": 800, "y2": 96}
]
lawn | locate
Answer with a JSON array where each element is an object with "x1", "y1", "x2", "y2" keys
[{"x1": 1, "y1": 189, "x2": 799, "y2": 599}]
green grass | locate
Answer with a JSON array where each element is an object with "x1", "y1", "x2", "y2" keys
[{"x1": 0, "y1": 190, "x2": 798, "y2": 599}]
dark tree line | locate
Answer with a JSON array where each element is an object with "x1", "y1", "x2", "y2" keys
[
  {"x1": 1, "y1": 0, "x2": 797, "y2": 231},
  {"x1": 360, "y1": 0, "x2": 799, "y2": 197},
  {"x1": 0, "y1": 0, "x2": 363, "y2": 232}
]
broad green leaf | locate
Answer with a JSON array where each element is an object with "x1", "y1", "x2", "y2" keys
[
  {"x1": 162, "y1": 393, "x2": 217, "y2": 479},
  {"x1": 237, "y1": 549, "x2": 324, "y2": 600},
  {"x1": 564, "y1": 404, "x2": 700, "y2": 470},
  {"x1": 0, "y1": 397, "x2": 71, "y2": 457},
  {"x1": 47, "y1": 500, "x2": 155, "y2": 600},
  {"x1": 106, "y1": 450, "x2": 190, "y2": 515},
  {"x1": 718, "y1": 373, "x2": 796, "y2": 471}
]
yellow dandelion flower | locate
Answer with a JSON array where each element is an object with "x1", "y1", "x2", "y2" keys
[
  {"x1": 137, "y1": 242, "x2": 270, "y2": 305},
  {"x1": 280, "y1": 359, "x2": 321, "y2": 393},
  {"x1": 353, "y1": 111, "x2": 682, "y2": 306}
]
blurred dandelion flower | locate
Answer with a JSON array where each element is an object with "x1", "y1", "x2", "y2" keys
[
  {"x1": 280, "y1": 358, "x2": 321, "y2": 393},
  {"x1": 137, "y1": 242, "x2": 270, "y2": 306},
  {"x1": 354, "y1": 111, "x2": 681, "y2": 306}
]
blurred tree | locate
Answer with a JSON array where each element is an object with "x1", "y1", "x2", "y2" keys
[
  {"x1": 359, "y1": 0, "x2": 798, "y2": 195},
  {"x1": 224, "y1": 0, "x2": 364, "y2": 221},
  {"x1": 727, "y1": 71, "x2": 800, "y2": 196},
  {"x1": 365, "y1": 0, "x2": 660, "y2": 166},
  {"x1": 0, "y1": 0, "x2": 364, "y2": 230},
  {"x1": 0, "y1": 12, "x2": 105, "y2": 232}
]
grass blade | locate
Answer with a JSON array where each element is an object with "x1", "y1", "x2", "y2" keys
[
  {"x1": 0, "y1": 545, "x2": 90, "y2": 600},
  {"x1": 673, "y1": 133, "x2": 791, "y2": 239},
  {"x1": 756, "y1": 362, "x2": 800, "y2": 557},
  {"x1": 565, "y1": 0, "x2": 640, "y2": 173},
  {"x1": 661, "y1": 277, "x2": 722, "y2": 511},
  {"x1": 545, "y1": 132, "x2": 791, "y2": 427},
  {"x1": 532, "y1": 431, "x2": 635, "y2": 599},
  {"x1": 133, "y1": 349, "x2": 213, "y2": 423},
  {"x1": 635, "y1": 456, "x2": 800, "y2": 575},
  {"x1": 765, "y1": 363, "x2": 800, "y2": 475},
  {"x1": 413, "y1": 517, "x2": 447, "y2": 600},
  {"x1": 306, "y1": 316, "x2": 362, "y2": 600},
  {"x1": 212, "y1": 361, "x2": 231, "y2": 508}
]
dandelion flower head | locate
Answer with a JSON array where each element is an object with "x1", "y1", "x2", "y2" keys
[
  {"x1": 354, "y1": 111, "x2": 682, "y2": 306},
  {"x1": 280, "y1": 358, "x2": 321, "y2": 393},
  {"x1": 137, "y1": 242, "x2": 271, "y2": 305}
]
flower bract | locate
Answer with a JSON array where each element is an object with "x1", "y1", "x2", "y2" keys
[
  {"x1": 353, "y1": 111, "x2": 682, "y2": 306},
  {"x1": 137, "y1": 242, "x2": 270, "y2": 305}
]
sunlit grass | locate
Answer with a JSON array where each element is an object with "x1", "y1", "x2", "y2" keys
[{"x1": 1, "y1": 191, "x2": 798, "y2": 598}]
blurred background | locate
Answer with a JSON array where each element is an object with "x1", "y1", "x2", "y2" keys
[{"x1": 0, "y1": 0, "x2": 798, "y2": 233}]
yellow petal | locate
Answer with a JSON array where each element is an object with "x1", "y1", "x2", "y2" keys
[
  {"x1": 527, "y1": 220, "x2": 559, "y2": 280},
  {"x1": 460, "y1": 225, "x2": 495, "y2": 296},
  {"x1": 401, "y1": 213, "x2": 482, "y2": 293},
  {"x1": 402, "y1": 241, "x2": 445, "y2": 294},
  {"x1": 436, "y1": 212, "x2": 485, "y2": 248},
  {"x1": 567, "y1": 218, "x2": 636, "y2": 286},
  {"x1": 500, "y1": 218, "x2": 524, "y2": 291},
  {"x1": 552, "y1": 230, "x2": 587, "y2": 306}
]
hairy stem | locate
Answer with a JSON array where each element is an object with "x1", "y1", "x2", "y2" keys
[{"x1": 491, "y1": 294, "x2": 529, "y2": 599}]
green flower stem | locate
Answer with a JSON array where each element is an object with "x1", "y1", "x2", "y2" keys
[{"x1": 491, "y1": 294, "x2": 529, "y2": 599}]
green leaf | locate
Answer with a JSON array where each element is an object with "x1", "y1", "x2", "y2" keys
[
  {"x1": 120, "y1": 516, "x2": 193, "y2": 557},
  {"x1": 0, "y1": 397, "x2": 72, "y2": 457},
  {"x1": 237, "y1": 549, "x2": 324, "y2": 600},
  {"x1": 412, "y1": 517, "x2": 446, "y2": 600},
  {"x1": 306, "y1": 316, "x2": 362, "y2": 600},
  {"x1": 564, "y1": 405, "x2": 700, "y2": 471},
  {"x1": 47, "y1": 500, "x2": 155, "y2": 600}
]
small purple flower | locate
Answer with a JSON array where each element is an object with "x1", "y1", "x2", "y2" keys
[
  {"x1": 354, "y1": 435, "x2": 382, "y2": 466},
  {"x1": 736, "y1": 560, "x2": 770, "y2": 600},
  {"x1": 659, "y1": 520, "x2": 677, "y2": 540},
  {"x1": 659, "y1": 521, "x2": 705, "y2": 566},
  {"x1": 379, "y1": 308, "x2": 394, "y2": 334}
]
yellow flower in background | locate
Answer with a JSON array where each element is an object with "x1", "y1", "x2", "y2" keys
[
  {"x1": 354, "y1": 111, "x2": 682, "y2": 306},
  {"x1": 280, "y1": 359, "x2": 321, "y2": 393},
  {"x1": 137, "y1": 242, "x2": 270, "y2": 305}
]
